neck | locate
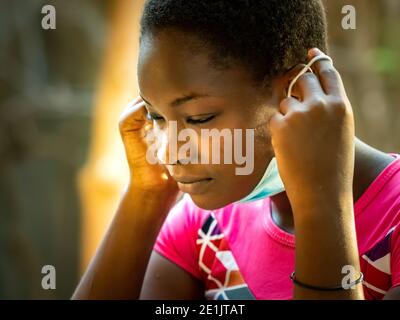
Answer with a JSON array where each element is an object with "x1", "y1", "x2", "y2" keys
[{"x1": 269, "y1": 138, "x2": 394, "y2": 234}]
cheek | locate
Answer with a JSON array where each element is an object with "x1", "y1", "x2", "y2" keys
[
  {"x1": 251, "y1": 127, "x2": 275, "y2": 181},
  {"x1": 254, "y1": 121, "x2": 274, "y2": 156},
  {"x1": 200, "y1": 124, "x2": 272, "y2": 180},
  {"x1": 188, "y1": 131, "x2": 274, "y2": 209},
  {"x1": 210, "y1": 136, "x2": 272, "y2": 196}
]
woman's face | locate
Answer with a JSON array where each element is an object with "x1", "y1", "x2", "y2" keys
[{"x1": 137, "y1": 30, "x2": 282, "y2": 210}]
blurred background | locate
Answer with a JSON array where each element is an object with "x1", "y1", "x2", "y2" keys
[{"x1": 0, "y1": 0, "x2": 399, "y2": 299}]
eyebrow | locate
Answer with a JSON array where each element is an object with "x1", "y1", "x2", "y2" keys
[{"x1": 139, "y1": 92, "x2": 211, "y2": 108}]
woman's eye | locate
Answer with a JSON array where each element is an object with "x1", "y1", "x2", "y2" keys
[
  {"x1": 187, "y1": 115, "x2": 216, "y2": 125},
  {"x1": 146, "y1": 112, "x2": 216, "y2": 124},
  {"x1": 147, "y1": 112, "x2": 164, "y2": 121}
]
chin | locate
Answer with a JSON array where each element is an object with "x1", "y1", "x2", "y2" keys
[{"x1": 188, "y1": 193, "x2": 236, "y2": 211}]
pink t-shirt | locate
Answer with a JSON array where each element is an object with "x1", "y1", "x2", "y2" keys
[{"x1": 154, "y1": 153, "x2": 400, "y2": 299}]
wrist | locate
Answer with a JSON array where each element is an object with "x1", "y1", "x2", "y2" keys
[
  {"x1": 125, "y1": 182, "x2": 179, "y2": 202},
  {"x1": 290, "y1": 190, "x2": 354, "y2": 222},
  {"x1": 117, "y1": 183, "x2": 180, "y2": 228},
  {"x1": 127, "y1": 171, "x2": 179, "y2": 194},
  {"x1": 287, "y1": 178, "x2": 353, "y2": 206}
]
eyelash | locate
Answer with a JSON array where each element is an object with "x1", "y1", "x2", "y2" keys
[{"x1": 147, "y1": 113, "x2": 216, "y2": 125}]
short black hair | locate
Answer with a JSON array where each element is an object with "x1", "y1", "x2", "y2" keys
[{"x1": 140, "y1": 0, "x2": 328, "y2": 88}]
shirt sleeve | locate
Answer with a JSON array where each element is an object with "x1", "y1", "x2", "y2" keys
[
  {"x1": 153, "y1": 194, "x2": 204, "y2": 280},
  {"x1": 390, "y1": 223, "x2": 400, "y2": 288}
]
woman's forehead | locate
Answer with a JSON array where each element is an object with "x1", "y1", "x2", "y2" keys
[{"x1": 138, "y1": 32, "x2": 259, "y2": 104}]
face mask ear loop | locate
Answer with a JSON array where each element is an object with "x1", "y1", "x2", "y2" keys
[{"x1": 286, "y1": 54, "x2": 333, "y2": 98}]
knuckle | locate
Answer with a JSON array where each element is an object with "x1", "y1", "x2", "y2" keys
[
  {"x1": 320, "y1": 67, "x2": 339, "y2": 79},
  {"x1": 330, "y1": 97, "x2": 346, "y2": 109},
  {"x1": 297, "y1": 72, "x2": 316, "y2": 86},
  {"x1": 286, "y1": 109, "x2": 305, "y2": 125},
  {"x1": 332, "y1": 101, "x2": 348, "y2": 118},
  {"x1": 280, "y1": 97, "x2": 300, "y2": 112},
  {"x1": 289, "y1": 109, "x2": 303, "y2": 118},
  {"x1": 300, "y1": 72, "x2": 315, "y2": 81},
  {"x1": 309, "y1": 97, "x2": 327, "y2": 108}
]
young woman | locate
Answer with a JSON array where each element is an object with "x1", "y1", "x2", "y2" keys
[{"x1": 73, "y1": 0, "x2": 400, "y2": 300}]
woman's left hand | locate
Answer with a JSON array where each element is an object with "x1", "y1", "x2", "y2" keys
[{"x1": 269, "y1": 48, "x2": 355, "y2": 214}]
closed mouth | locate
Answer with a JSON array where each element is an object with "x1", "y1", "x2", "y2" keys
[
  {"x1": 177, "y1": 178, "x2": 212, "y2": 184},
  {"x1": 174, "y1": 177, "x2": 214, "y2": 194}
]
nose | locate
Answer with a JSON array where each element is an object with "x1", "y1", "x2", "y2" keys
[{"x1": 155, "y1": 121, "x2": 197, "y2": 165}]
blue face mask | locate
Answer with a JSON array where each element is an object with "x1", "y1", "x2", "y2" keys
[{"x1": 236, "y1": 157, "x2": 285, "y2": 203}]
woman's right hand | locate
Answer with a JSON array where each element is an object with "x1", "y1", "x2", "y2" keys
[
  {"x1": 74, "y1": 97, "x2": 180, "y2": 300},
  {"x1": 119, "y1": 96, "x2": 179, "y2": 193}
]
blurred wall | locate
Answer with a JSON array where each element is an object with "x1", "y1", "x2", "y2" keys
[
  {"x1": 0, "y1": 0, "x2": 109, "y2": 299},
  {"x1": 78, "y1": 0, "x2": 143, "y2": 272}
]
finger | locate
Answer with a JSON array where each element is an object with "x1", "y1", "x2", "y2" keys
[
  {"x1": 286, "y1": 64, "x2": 306, "y2": 100},
  {"x1": 279, "y1": 97, "x2": 303, "y2": 115},
  {"x1": 119, "y1": 101, "x2": 147, "y2": 127},
  {"x1": 293, "y1": 72, "x2": 324, "y2": 101},
  {"x1": 307, "y1": 48, "x2": 345, "y2": 96},
  {"x1": 130, "y1": 95, "x2": 143, "y2": 106},
  {"x1": 123, "y1": 96, "x2": 145, "y2": 116}
]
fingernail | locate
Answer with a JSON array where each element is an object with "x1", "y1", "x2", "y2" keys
[{"x1": 308, "y1": 48, "x2": 322, "y2": 57}]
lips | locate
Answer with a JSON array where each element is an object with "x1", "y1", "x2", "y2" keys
[
  {"x1": 173, "y1": 176, "x2": 210, "y2": 184},
  {"x1": 173, "y1": 176, "x2": 213, "y2": 194}
]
